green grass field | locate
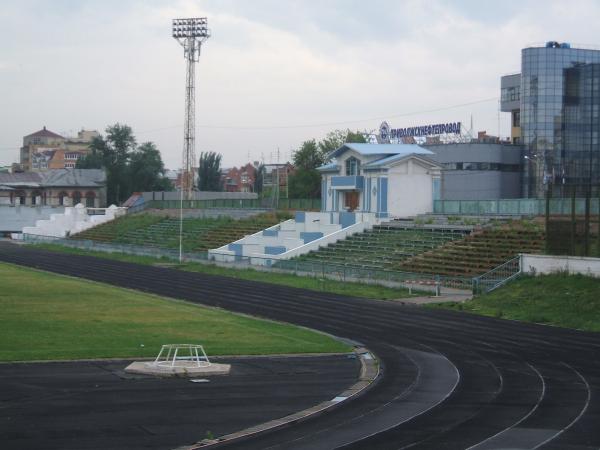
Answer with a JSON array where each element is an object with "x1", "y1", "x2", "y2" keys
[
  {"x1": 33, "y1": 243, "x2": 419, "y2": 300},
  {"x1": 429, "y1": 274, "x2": 600, "y2": 332},
  {"x1": 0, "y1": 262, "x2": 350, "y2": 362}
]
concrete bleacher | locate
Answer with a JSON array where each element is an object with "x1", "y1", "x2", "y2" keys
[
  {"x1": 71, "y1": 212, "x2": 286, "y2": 252},
  {"x1": 21, "y1": 204, "x2": 125, "y2": 238},
  {"x1": 399, "y1": 225, "x2": 545, "y2": 277},
  {"x1": 294, "y1": 224, "x2": 470, "y2": 270},
  {"x1": 209, "y1": 212, "x2": 379, "y2": 264},
  {"x1": 289, "y1": 218, "x2": 546, "y2": 277}
]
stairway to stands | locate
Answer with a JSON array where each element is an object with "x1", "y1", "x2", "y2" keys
[
  {"x1": 293, "y1": 224, "x2": 470, "y2": 271},
  {"x1": 398, "y1": 224, "x2": 545, "y2": 277}
]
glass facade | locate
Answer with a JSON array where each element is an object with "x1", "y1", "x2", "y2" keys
[{"x1": 521, "y1": 45, "x2": 600, "y2": 197}]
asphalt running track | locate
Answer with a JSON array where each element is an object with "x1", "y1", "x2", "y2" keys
[
  {"x1": 2, "y1": 243, "x2": 600, "y2": 450},
  {"x1": 0, "y1": 356, "x2": 359, "y2": 450}
]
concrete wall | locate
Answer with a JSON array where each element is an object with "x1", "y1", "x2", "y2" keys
[
  {"x1": 143, "y1": 191, "x2": 258, "y2": 201},
  {"x1": 0, "y1": 205, "x2": 65, "y2": 232},
  {"x1": 386, "y1": 160, "x2": 434, "y2": 217},
  {"x1": 521, "y1": 253, "x2": 600, "y2": 277}
]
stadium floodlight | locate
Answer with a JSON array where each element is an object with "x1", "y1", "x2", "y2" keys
[{"x1": 172, "y1": 17, "x2": 211, "y2": 262}]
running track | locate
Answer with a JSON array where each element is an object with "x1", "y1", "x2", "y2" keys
[{"x1": 2, "y1": 242, "x2": 600, "y2": 450}]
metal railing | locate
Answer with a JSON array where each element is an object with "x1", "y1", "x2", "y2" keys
[
  {"x1": 472, "y1": 256, "x2": 521, "y2": 294},
  {"x1": 23, "y1": 233, "x2": 472, "y2": 292}
]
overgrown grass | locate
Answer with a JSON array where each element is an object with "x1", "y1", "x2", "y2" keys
[
  {"x1": 32, "y1": 243, "x2": 418, "y2": 300},
  {"x1": 428, "y1": 273, "x2": 600, "y2": 332},
  {"x1": 0, "y1": 262, "x2": 350, "y2": 361}
]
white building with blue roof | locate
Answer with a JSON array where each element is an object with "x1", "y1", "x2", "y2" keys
[{"x1": 318, "y1": 143, "x2": 442, "y2": 218}]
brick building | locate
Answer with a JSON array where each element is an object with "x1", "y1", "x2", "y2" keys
[
  {"x1": 20, "y1": 127, "x2": 100, "y2": 171},
  {"x1": 222, "y1": 163, "x2": 257, "y2": 192}
]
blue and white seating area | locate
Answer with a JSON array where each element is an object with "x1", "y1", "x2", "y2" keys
[{"x1": 209, "y1": 211, "x2": 379, "y2": 265}]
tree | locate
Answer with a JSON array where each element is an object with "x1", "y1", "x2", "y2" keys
[
  {"x1": 129, "y1": 142, "x2": 172, "y2": 192},
  {"x1": 288, "y1": 140, "x2": 324, "y2": 199},
  {"x1": 288, "y1": 169, "x2": 321, "y2": 198},
  {"x1": 318, "y1": 129, "x2": 367, "y2": 162},
  {"x1": 254, "y1": 163, "x2": 265, "y2": 195},
  {"x1": 198, "y1": 151, "x2": 223, "y2": 191},
  {"x1": 292, "y1": 140, "x2": 324, "y2": 170},
  {"x1": 76, "y1": 124, "x2": 172, "y2": 205}
]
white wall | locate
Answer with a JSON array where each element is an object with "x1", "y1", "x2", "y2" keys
[
  {"x1": 387, "y1": 160, "x2": 434, "y2": 217},
  {"x1": 521, "y1": 254, "x2": 600, "y2": 278}
]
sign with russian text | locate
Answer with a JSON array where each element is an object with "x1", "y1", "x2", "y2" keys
[{"x1": 379, "y1": 121, "x2": 461, "y2": 141}]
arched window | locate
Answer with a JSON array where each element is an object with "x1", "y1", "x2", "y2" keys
[
  {"x1": 345, "y1": 157, "x2": 360, "y2": 176},
  {"x1": 72, "y1": 191, "x2": 82, "y2": 206},
  {"x1": 85, "y1": 191, "x2": 95, "y2": 208},
  {"x1": 58, "y1": 191, "x2": 68, "y2": 206}
]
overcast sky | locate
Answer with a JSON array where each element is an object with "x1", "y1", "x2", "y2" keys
[{"x1": 1, "y1": 0, "x2": 599, "y2": 169}]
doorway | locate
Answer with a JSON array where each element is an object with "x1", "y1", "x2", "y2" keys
[{"x1": 345, "y1": 191, "x2": 359, "y2": 212}]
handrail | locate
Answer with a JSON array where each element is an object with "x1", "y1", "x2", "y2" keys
[{"x1": 472, "y1": 255, "x2": 521, "y2": 294}]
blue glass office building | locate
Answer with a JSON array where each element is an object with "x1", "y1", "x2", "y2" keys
[{"x1": 501, "y1": 42, "x2": 600, "y2": 197}]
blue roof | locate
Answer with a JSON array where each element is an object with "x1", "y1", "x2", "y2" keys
[
  {"x1": 364, "y1": 152, "x2": 438, "y2": 169},
  {"x1": 329, "y1": 143, "x2": 433, "y2": 159},
  {"x1": 316, "y1": 162, "x2": 340, "y2": 172}
]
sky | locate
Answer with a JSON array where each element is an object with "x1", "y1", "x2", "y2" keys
[{"x1": 1, "y1": 0, "x2": 600, "y2": 169}]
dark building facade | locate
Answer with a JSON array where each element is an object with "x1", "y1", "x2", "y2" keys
[
  {"x1": 502, "y1": 42, "x2": 600, "y2": 198},
  {"x1": 424, "y1": 143, "x2": 523, "y2": 200}
]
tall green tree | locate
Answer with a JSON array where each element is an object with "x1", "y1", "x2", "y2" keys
[
  {"x1": 77, "y1": 123, "x2": 172, "y2": 205},
  {"x1": 318, "y1": 129, "x2": 367, "y2": 162},
  {"x1": 292, "y1": 139, "x2": 323, "y2": 170},
  {"x1": 254, "y1": 163, "x2": 265, "y2": 195},
  {"x1": 198, "y1": 151, "x2": 223, "y2": 191},
  {"x1": 288, "y1": 130, "x2": 367, "y2": 199},
  {"x1": 288, "y1": 140, "x2": 323, "y2": 199},
  {"x1": 129, "y1": 142, "x2": 172, "y2": 192}
]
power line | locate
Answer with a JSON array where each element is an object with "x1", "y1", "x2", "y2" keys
[
  {"x1": 0, "y1": 96, "x2": 500, "y2": 151},
  {"x1": 136, "y1": 97, "x2": 499, "y2": 134}
]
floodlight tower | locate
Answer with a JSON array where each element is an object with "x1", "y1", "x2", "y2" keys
[{"x1": 172, "y1": 18, "x2": 210, "y2": 200}]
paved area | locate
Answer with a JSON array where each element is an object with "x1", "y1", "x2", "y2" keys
[
  {"x1": 0, "y1": 356, "x2": 359, "y2": 450},
  {"x1": 2, "y1": 242, "x2": 600, "y2": 449}
]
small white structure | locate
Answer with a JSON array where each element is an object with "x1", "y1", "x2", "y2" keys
[
  {"x1": 318, "y1": 143, "x2": 442, "y2": 219},
  {"x1": 209, "y1": 211, "x2": 379, "y2": 265},
  {"x1": 21, "y1": 204, "x2": 125, "y2": 238},
  {"x1": 125, "y1": 344, "x2": 231, "y2": 377}
]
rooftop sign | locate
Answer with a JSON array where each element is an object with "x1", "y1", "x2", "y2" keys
[{"x1": 379, "y1": 121, "x2": 461, "y2": 142}]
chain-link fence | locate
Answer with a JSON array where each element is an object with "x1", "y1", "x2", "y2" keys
[{"x1": 544, "y1": 185, "x2": 600, "y2": 257}]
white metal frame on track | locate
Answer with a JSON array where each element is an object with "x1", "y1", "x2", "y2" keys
[{"x1": 151, "y1": 344, "x2": 211, "y2": 368}]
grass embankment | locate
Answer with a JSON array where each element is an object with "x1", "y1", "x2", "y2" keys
[
  {"x1": 0, "y1": 262, "x2": 350, "y2": 361},
  {"x1": 429, "y1": 274, "x2": 600, "y2": 332},
  {"x1": 33, "y1": 243, "x2": 418, "y2": 300}
]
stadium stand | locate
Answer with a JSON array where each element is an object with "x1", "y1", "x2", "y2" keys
[
  {"x1": 71, "y1": 212, "x2": 288, "y2": 252},
  {"x1": 294, "y1": 224, "x2": 470, "y2": 270},
  {"x1": 292, "y1": 220, "x2": 545, "y2": 277}
]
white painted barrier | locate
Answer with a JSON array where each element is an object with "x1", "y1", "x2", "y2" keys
[
  {"x1": 209, "y1": 211, "x2": 380, "y2": 265},
  {"x1": 21, "y1": 204, "x2": 126, "y2": 238},
  {"x1": 521, "y1": 253, "x2": 600, "y2": 278}
]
